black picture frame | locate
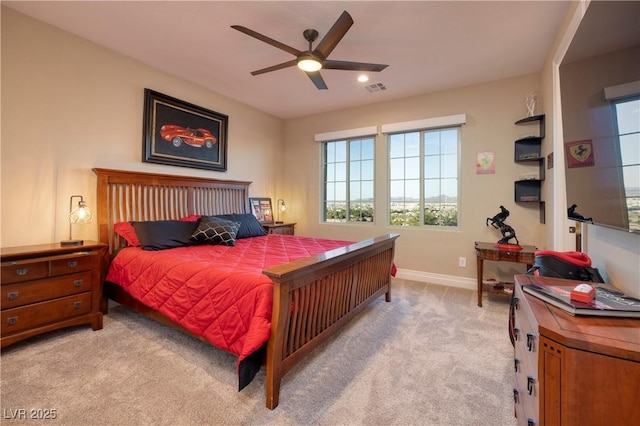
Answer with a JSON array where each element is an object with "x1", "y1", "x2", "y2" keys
[
  {"x1": 249, "y1": 198, "x2": 274, "y2": 224},
  {"x1": 142, "y1": 89, "x2": 228, "y2": 171}
]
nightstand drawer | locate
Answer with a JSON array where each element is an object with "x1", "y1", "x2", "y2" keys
[
  {"x1": 1, "y1": 261, "x2": 48, "y2": 284},
  {"x1": 1, "y1": 292, "x2": 92, "y2": 335},
  {"x1": 50, "y1": 254, "x2": 93, "y2": 275},
  {"x1": 269, "y1": 226, "x2": 294, "y2": 235},
  {"x1": 263, "y1": 223, "x2": 296, "y2": 235},
  {"x1": 1, "y1": 272, "x2": 93, "y2": 309}
]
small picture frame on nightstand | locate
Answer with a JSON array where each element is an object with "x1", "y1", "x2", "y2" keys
[{"x1": 249, "y1": 197, "x2": 274, "y2": 224}]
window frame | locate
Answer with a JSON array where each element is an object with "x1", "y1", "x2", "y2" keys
[
  {"x1": 388, "y1": 125, "x2": 461, "y2": 228},
  {"x1": 612, "y1": 96, "x2": 640, "y2": 231},
  {"x1": 321, "y1": 136, "x2": 376, "y2": 224}
]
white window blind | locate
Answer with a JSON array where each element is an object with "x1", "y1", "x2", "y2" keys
[
  {"x1": 604, "y1": 80, "x2": 640, "y2": 101},
  {"x1": 381, "y1": 114, "x2": 466, "y2": 134},
  {"x1": 315, "y1": 126, "x2": 378, "y2": 142}
]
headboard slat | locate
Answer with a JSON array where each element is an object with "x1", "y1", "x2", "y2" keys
[{"x1": 93, "y1": 168, "x2": 252, "y2": 253}]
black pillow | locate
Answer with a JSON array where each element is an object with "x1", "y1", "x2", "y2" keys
[
  {"x1": 132, "y1": 220, "x2": 198, "y2": 251},
  {"x1": 190, "y1": 216, "x2": 241, "y2": 246},
  {"x1": 213, "y1": 213, "x2": 267, "y2": 239}
]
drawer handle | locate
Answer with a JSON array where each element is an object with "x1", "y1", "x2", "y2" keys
[
  {"x1": 526, "y1": 333, "x2": 535, "y2": 352},
  {"x1": 7, "y1": 316, "x2": 18, "y2": 326},
  {"x1": 73, "y1": 301, "x2": 83, "y2": 309},
  {"x1": 73, "y1": 279, "x2": 83, "y2": 287},
  {"x1": 513, "y1": 297, "x2": 519, "y2": 310},
  {"x1": 528, "y1": 419, "x2": 535, "y2": 426},
  {"x1": 16, "y1": 267, "x2": 28, "y2": 276},
  {"x1": 514, "y1": 358, "x2": 520, "y2": 373},
  {"x1": 527, "y1": 376, "x2": 535, "y2": 395},
  {"x1": 513, "y1": 328, "x2": 520, "y2": 341},
  {"x1": 68, "y1": 260, "x2": 79, "y2": 268},
  {"x1": 7, "y1": 291, "x2": 19, "y2": 301},
  {"x1": 513, "y1": 389, "x2": 519, "y2": 404}
]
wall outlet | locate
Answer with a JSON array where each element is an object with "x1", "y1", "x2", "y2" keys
[{"x1": 458, "y1": 257, "x2": 467, "y2": 268}]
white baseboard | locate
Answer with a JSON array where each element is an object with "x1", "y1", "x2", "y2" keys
[{"x1": 395, "y1": 268, "x2": 476, "y2": 291}]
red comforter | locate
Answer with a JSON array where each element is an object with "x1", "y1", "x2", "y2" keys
[{"x1": 106, "y1": 234, "x2": 353, "y2": 367}]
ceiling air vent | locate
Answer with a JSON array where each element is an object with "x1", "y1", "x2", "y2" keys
[{"x1": 364, "y1": 82, "x2": 386, "y2": 93}]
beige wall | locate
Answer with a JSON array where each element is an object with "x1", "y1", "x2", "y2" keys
[
  {"x1": 1, "y1": 8, "x2": 283, "y2": 247},
  {"x1": 3, "y1": 5, "x2": 637, "y2": 295},
  {"x1": 1, "y1": 7, "x2": 549, "y2": 285},
  {"x1": 283, "y1": 75, "x2": 548, "y2": 282}
]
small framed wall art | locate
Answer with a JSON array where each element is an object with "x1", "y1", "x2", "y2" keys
[
  {"x1": 249, "y1": 198, "x2": 274, "y2": 224},
  {"x1": 476, "y1": 151, "x2": 496, "y2": 174},
  {"x1": 142, "y1": 89, "x2": 228, "y2": 171}
]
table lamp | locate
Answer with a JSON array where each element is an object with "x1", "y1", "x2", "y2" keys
[{"x1": 61, "y1": 195, "x2": 92, "y2": 246}]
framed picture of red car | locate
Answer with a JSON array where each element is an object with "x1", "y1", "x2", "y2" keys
[{"x1": 143, "y1": 89, "x2": 228, "y2": 171}]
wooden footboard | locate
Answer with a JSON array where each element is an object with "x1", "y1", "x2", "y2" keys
[{"x1": 263, "y1": 233, "x2": 398, "y2": 409}]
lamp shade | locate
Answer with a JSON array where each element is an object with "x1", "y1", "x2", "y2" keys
[{"x1": 69, "y1": 199, "x2": 92, "y2": 224}]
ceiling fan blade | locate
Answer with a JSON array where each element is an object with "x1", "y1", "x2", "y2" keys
[
  {"x1": 323, "y1": 60, "x2": 388, "y2": 72},
  {"x1": 251, "y1": 59, "x2": 297, "y2": 76},
  {"x1": 314, "y1": 11, "x2": 354, "y2": 59},
  {"x1": 306, "y1": 71, "x2": 328, "y2": 90},
  {"x1": 231, "y1": 25, "x2": 301, "y2": 56}
]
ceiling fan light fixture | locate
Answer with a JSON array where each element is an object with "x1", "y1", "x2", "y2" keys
[
  {"x1": 297, "y1": 55, "x2": 322, "y2": 72},
  {"x1": 232, "y1": 11, "x2": 387, "y2": 90}
]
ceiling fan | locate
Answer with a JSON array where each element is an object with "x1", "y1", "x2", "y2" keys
[{"x1": 231, "y1": 11, "x2": 388, "y2": 90}]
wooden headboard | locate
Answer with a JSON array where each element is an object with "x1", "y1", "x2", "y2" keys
[{"x1": 93, "y1": 168, "x2": 251, "y2": 253}]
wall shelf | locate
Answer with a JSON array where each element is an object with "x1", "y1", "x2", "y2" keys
[
  {"x1": 515, "y1": 114, "x2": 545, "y2": 139},
  {"x1": 514, "y1": 114, "x2": 545, "y2": 223}
]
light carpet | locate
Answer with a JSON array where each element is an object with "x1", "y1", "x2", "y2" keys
[{"x1": 1, "y1": 279, "x2": 517, "y2": 425}]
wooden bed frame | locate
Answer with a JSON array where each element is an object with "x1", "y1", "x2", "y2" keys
[{"x1": 93, "y1": 168, "x2": 398, "y2": 409}]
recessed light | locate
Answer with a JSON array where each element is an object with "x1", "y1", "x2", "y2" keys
[{"x1": 357, "y1": 74, "x2": 369, "y2": 83}]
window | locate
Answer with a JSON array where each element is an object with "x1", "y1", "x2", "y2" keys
[
  {"x1": 322, "y1": 138, "x2": 375, "y2": 223},
  {"x1": 389, "y1": 127, "x2": 460, "y2": 227},
  {"x1": 614, "y1": 97, "x2": 640, "y2": 231}
]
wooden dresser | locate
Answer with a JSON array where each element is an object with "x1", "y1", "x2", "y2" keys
[
  {"x1": 1, "y1": 241, "x2": 107, "y2": 348},
  {"x1": 512, "y1": 275, "x2": 640, "y2": 425}
]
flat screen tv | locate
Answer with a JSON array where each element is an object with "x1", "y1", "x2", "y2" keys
[{"x1": 560, "y1": 1, "x2": 640, "y2": 234}]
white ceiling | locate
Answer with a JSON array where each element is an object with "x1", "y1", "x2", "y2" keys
[{"x1": 4, "y1": 1, "x2": 571, "y2": 120}]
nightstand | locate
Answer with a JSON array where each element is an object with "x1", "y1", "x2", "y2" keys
[
  {"x1": 1, "y1": 241, "x2": 107, "y2": 348},
  {"x1": 263, "y1": 223, "x2": 296, "y2": 235}
]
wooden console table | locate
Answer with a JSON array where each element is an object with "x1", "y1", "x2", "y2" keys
[{"x1": 474, "y1": 241, "x2": 537, "y2": 307}]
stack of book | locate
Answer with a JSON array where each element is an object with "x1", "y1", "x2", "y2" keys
[{"x1": 522, "y1": 283, "x2": 640, "y2": 318}]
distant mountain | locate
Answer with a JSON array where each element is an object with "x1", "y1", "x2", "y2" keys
[{"x1": 389, "y1": 196, "x2": 458, "y2": 203}]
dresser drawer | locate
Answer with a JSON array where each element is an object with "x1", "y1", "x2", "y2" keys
[
  {"x1": 514, "y1": 368, "x2": 538, "y2": 424},
  {"x1": 1, "y1": 271, "x2": 93, "y2": 309},
  {"x1": 1, "y1": 292, "x2": 92, "y2": 335},
  {"x1": 1, "y1": 260, "x2": 48, "y2": 284},
  {"x1": 514, "y1": 309, "x2": 538, "y2": 368}
]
